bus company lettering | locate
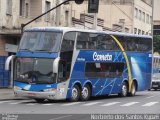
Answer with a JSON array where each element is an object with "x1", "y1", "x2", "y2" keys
[{"x1": 93, "y1": 52, "x2": 112, "y2": 61}]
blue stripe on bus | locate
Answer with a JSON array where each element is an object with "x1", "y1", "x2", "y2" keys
[
  {"x1": 14, "y1": 81, "x2": 57, "y2": 91},
  {"x1": 16, "y1": 52, "x2": 58, "y2": 58}
]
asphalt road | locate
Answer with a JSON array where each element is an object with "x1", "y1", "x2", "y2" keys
[{"x1": 0, "y1": 90, "x2": 160, "y2": 115}]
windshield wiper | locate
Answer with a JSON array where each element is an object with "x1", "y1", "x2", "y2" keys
[
  {"x1": 19, "y1": 48, "x2": 32, "y2": 51},
  {"x1": 35, "y1": 49, "x2": 52, "y2": 53}
]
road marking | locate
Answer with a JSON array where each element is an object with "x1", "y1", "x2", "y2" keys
[
  {"x1": 62, "y1": 102, "x2": 82, "y2": 106},
  {"x1": 121, "y1": 102, "x2": 139, "y2": 106},
  {"x1": 83, "y1": 102, "x2": 102, "y2": 106},
  {"x1": 0, "y1": 101, "x2": 12, "y2": 104},
  {"x1": 26, "y1": 103, "x2": 36, "y2": 105},
  {"x1": 146, "y1": 95, "x2": 155, "y2": 98},
  {"x1": 9, "y1": 100, "x2": 31, "y2": 105},
  {"x1": 49, "y1": 115, "x2": 73, "y2": 120},
  {"x1": 42, "y1": 104, "x2": 53, "y2": 106},
  {"x1": 101, "y1": 102, "x2": 120, "y2": 106},
  {"x1": 142, "y1": 102, "x2": 159, "y2": 107}
]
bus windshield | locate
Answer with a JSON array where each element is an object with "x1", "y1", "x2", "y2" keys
[
  {"x1": 19, "y1": 32, "x2": 62, "y2": 52},
  {"x1": 15, "y1": 58, "x2": 56, "y2": 84}
]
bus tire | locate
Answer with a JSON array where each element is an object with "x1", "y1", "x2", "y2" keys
[
  {"x1": 118, "y1": 82, "x2": 128, "y2": 97},
  {"x1": 128, "y1": 81, "x2": 136, "y2": 96},
  {"x1": 34, "y1": 99, "x2": 45, "y2": 103},
  {"x1": 80, "y1": 84, "x2": 91, "y2": 101},
  {"x1": 70, "y1": 85, "x2": 80, "y2": 102}
]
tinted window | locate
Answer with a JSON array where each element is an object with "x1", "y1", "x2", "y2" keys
[
  {"x1": 76, "y1": 32, "x2": 119, "y2": 50},
  {"x1": 114, "y1": 35, "x2": 152, "y2": 52},
  {"x1": 77, "y1": 33, "x2": 93, "y2": 49},
  {"x1": 19, "y1": 32, "x2": 62, "y2": 52},
  {"x1": 96, "y1": 34, "x2": 119, "y2": 50},
  {"x1": 136, "y1": 38, "x2": 152, "y2": 52},
  {"x1": 61, "y1": 32, "x2": 76, "y2": 52},
  {"x1": 14, "y1": 58, "x2": 56, "y2": 84},
  {"x1": 19, "y1": 32, "x2": 38, "y2": 50},
  {"x1": 85, "y1": 62, "x2": 124, "y2": 78},
  {"x1": 35, "y1": 32, "x2": 61, "y2": 51}
]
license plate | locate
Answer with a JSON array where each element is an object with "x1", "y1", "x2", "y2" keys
[
  {"x1": 152, "y1": 85, "x2": 158, "y2": 88},
  {"x1": 28, "y1": 93, "x2": 36, "y2": 97}
]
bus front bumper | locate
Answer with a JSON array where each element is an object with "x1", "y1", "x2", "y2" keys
[{"x1": 14, "y1": 89, "x2": 57, "y2": 100}]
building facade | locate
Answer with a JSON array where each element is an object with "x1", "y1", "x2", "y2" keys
[
  {"x1": 153, "y1": 0, "x2": 160, "y2": 35},
  {"x1": 68, "y1": 0, "x2": 152, "y2": 35},
  {"x1": 0, "y1": 0, "x2": 59, "y2": 55}
]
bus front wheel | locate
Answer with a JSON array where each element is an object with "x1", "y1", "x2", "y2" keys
[
  {"x1": 70, "y1": 85, "x2": 80, "y2": 102},
  {"x1": 118, "y1": 82, "x2": 128, "y2": 97},
  {"x1": 80, "y1": 84, "x2": 91, "y2": 101}
]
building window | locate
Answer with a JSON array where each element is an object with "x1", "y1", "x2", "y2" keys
[
  {"x1": 135, "y1": 8, "x2": 138, "y2": 18},
  {"x1": 20, "y1": 0, "x2": 25, "y2": 16},
  {"x1": 142, "y1": 12, "x2": 145, "y2": 22},
  {"x1": 6, "y1": 0, "x2": 12, "y2": 15},
  {"x1": 138, "y1": 29, "x2": 141, "y2": 35},
  {"x1": 65, "y1": 10, "x2": 69, "y2": 27},
  {"x1": 146, "y1": 32, "x2": 148, "y2": 35},
  {"x1": 134, "y1": 28, "x2": 137, "y2": 34},
  {"x1": 45, "y1": 1, "x2": 51, "y2": 21},
  {"x1": 150, "y1": 16, "x2": 152, "y2": 24},
  {"x1": 25, "y1": 3, "x2": 29, "y2": 18},
  {"x1": 142, "y1": 31, "x2": 145, "y2": 35},
  {"x1": 146, "y1": 14, "x2": 149, "y2": 23},
  {"x1": 139, "y1": 10, "x2": 142, "y2": 20}
]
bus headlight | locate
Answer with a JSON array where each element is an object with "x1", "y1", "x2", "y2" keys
[
  {"x1": 43, "y1": 88, "x2": 57, "y2": 92},
  {"x1": 14, "y1": 86, "x2": 22, "y2": 90}
]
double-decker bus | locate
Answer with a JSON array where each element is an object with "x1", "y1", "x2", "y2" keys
[{"x1": 6, "y1": 27, "x2": 152, "y2": 102}]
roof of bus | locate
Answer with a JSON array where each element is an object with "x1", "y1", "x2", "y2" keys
[{"x1": 25, "y1": 27, "x2": 152, "y2": 39}]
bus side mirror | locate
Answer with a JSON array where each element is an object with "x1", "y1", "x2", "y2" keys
[
  {"x1": 53, "y1": 57, "x2": 60, "y2": 74},
  {"x1": 5, "y1": 55, "x2": 16, "y2": 70}
]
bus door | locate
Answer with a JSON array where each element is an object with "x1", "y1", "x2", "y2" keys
[{"x1": 56, "y1": 32, "x2": 76, "y2": 98}]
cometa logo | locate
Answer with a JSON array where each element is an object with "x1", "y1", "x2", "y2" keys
[{"x1": 93, "y1": 52, "x2": 112, "y2": 61}]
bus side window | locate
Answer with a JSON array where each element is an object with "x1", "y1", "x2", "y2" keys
[
  {"x1": 85, "y1": 62, "x2": 124, "y2": 79},
  {"x1": 58, "y1": 60, "x2": 67, "y2": 82},
  {"x1": 77, "y1": 32, "x2": 89, "y2": 49}
]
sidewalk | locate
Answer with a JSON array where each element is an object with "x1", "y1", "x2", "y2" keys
[
  {"x1": 0, "y1": 88, "x2": 27, "y2": 100},
  {"x1": 0, "y1": 88, "x2": 15, "y2": 100}
]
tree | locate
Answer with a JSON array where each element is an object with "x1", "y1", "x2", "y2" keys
[{"x1": 153, "y1": 35, "x2": 160, "y2": 54}]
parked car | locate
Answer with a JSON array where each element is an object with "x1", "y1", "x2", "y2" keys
[{"x1": 151, "y1": 73, "x2": 160, "y2": 90}]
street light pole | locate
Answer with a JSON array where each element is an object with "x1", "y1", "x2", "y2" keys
[{"x1": 93, "y1": 13, "x2": 97, "y2": 29}]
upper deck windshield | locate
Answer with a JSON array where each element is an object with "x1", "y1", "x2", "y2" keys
[{"x1": 19, "y1": 31, "x2": 62, "y2": 52}]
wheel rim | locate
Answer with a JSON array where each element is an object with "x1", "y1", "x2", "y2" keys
[
  {"x1": 72, "y1": 87, "x2": 78, "y2": 100},
  {"x1": 82, "y1": 87, "x2": 89, "y2": 99},
  {"x1": 122, "y1": 84, "x2": 127, "y2": 96}
]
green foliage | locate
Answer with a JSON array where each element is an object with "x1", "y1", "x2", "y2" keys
[{"x1": 153, "y1": 35, "x2": 160, "y2": 53}]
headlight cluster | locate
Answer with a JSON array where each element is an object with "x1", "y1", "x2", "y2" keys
[
  {"x1": 43, "y1": 88, "x2": 57, "y2": 92},
  {"x1": 14, "y1": 86, "x2": 22, "y2": 90}
]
